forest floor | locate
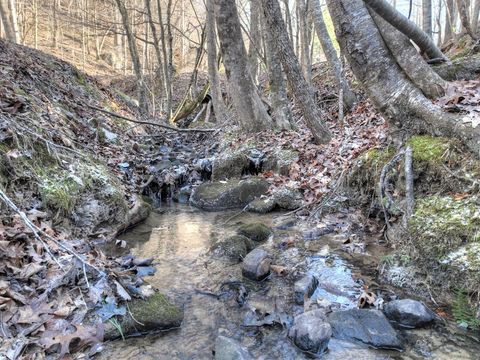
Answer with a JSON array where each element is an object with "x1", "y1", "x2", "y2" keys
[{"x1": 0, "y1": 39, "x2": 480, "y2": 359}]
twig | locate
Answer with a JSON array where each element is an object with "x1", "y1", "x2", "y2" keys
[
  {"x1": 404, "y1": 146, "x2": 414, "y2": 227},
  {"x1": 87, "y1": 105, "x2": 218, "y2": 133},
  {"x1": 221, "y1": 204, "x2": 249, "y2": 225}
]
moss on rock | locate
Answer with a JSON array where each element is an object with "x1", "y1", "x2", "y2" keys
[
  {"x1": 237, "y1": 222, "x2": 272, "y2": 242},
  {"x1": 409, "y1": 196, "x2": 480, "y2": 260},
  {"x1": 212, "y1": 150, "x2": 249, "y2": 181},
  {"x1": 210, "y1": 234, "x2": 255, "y2": 262},
  {"x1": 104, "y1": 293, "x2": 183, "y2": 340}
]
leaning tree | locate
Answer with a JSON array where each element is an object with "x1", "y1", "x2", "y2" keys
[{"x1": 326, "y1": 0, "x2": 480, "y2": 157}]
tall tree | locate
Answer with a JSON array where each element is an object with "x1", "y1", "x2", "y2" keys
[
  {"x1": 312, "y1": 0, "x2": 356, "y2": 110},
  {"x1": 114, "y1": 0, "x2": 148, "y2": 112},
  {"x1": 261, "y1": 0, "x2": 331, "y2": 144},
  {"x1": 422, "y1": 0, "x2": 432, "y2": 38},
  {"x1": 456, "y1": 0, "x2": 477, "y2": 39},
  {"x1": 206, "y1": 0, "x2": 228, "y2": 122},
  {"x1": 214, "y1": 0, "x2": 272, "y2": 132}
]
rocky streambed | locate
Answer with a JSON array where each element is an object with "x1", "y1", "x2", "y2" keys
[{"x1": 98, "y1": 204, "x2": 480, "y2": 359}]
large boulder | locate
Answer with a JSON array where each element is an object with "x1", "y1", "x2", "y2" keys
[
  {"x1": 215, "y1": 335, "x2": 253, "y2": 360},
  {"x1": 237, "y1": 222, "x2": 272, "y2": 242},
  {"x1": 104, "y1": 293, "x2": 183, "y2": 340},
  {"x1": 328, "y1": 309, "x2": 403, "y2": 350},
  {"x1": 190, "y1": 178, "x2": 269, "y2": 211},
  {"x1": 288, "y1": 310, "x2": 332, "y2": 355},
  {"x1": 383, "y1": 299, "x2": 436, "y2": 328}
]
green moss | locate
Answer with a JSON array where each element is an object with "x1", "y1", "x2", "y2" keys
[
  {"x1": 40, "y1": 175, "x2": 83, "y2": 212},
  {"x1": 237, "y1": 222, "x2": 272, "y2": 242},
  {"x1": 128, "y1": 293, "x2": 182, "y2": 323},
  {"x1": 406, "y1": 135, "x2": 454, "y2": 164},
  {"x1": 409, "y1": 196, "x2": 480, "y2": 259}
]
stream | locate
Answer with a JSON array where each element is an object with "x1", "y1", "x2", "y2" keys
[{"x1": 98, "y1": 204, "x2": 480, "y2": 359}]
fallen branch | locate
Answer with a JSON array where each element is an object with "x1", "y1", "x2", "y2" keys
[
  {"x1": 87, "y1": 105, "x2": 218, "y2": 133},
  {"x1": 404, "y1": 146, "x2": 414, "y2": 227}
]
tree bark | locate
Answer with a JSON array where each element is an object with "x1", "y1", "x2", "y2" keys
[
  {"x1": 327, "y1": 0, "x2": 480, "y2": 157},
  {"x1": 157, "y1": 0, "x2": 173, "y2": 119},
  {"x1": 214, "y1": 0, "x2": 272, "y2": 132},
  {"x1": 443, "y1": 0, "x2": 456, "y2": 44},
  {"x1": 261, "y1": 0, "x2": 331, "y2": 144},
  {"x1": 363, "y1": 0, "x2": 447, "y2": 60},
  {"x1": 261, "y1": 7, "x2": 292, "y2": 130},
  {"x1": 0, "y1": 0, "x2": 15, "y2": 42},
  {"x1": 456, "y1": 0, "x2": 477, "y2": 39},
  {"x1": 371, "y1": 11, "x2": 447, "y2": 98},
  {"x1": 312, "y1": 0, "x2": 356, "y2": 110},
  {"x1": 473, "y1": 0, "x2": 480, "y2": 34},
  {"x1": 206, "y1": 0, "x2": 228, "y2": 122},
  {"x1": 422, "y1": 0, "x2": 432, "y2": 38},
  {"x1": 248, "y1": 0, "x2": 261, "y2": 85}
]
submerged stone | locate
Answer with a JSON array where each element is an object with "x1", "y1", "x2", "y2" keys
[
  {"x1": 210, "y1": 235, "x2": 254, "y2": 262},
  {"x1": 246, "y1": 197, "x2": 276, "y2": 214},
  {"x1": 190, "y1": 177, "x2": 269, "y2": 211},
  {"x1": 237, "y1": 222, "x2": 272, "y2": 242},
  {"x1": 328, "y1": 309, "x2": 403, "y2": 350},
  {"x1": 242, "y1": 248, "x2": 271, "y2": 281},
  {"x1": 215, "y1": 335, "x2": 253, "y2": 360},
  {"x1": 384, "y1": 299, "x2": 436, "y2": 328}
]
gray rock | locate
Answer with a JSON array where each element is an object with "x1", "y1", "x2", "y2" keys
[
  {"x1": 294, "y1": 274, "x2": 319, "y2": 305},
  {"x1": 212, "y1": 152, "x2": 249, "y2": 181},
  {"x1": 237, "y1": 222, "x2": 272, "y2": 242},
  {"x1": 210, "y1": 235, "x2": 254, "y2": 262},
  {"x1": 242, "y1": 248, "x2": 271, "y2": 281},
  {"x1": 288, "y1": 310, "x2": 332, "y2": 355},
  {"x1": 190, "y1": 177, "x2": 269, "y2": 211},
  {"x1": 383, "y1": 299, "x2": 436, "y2": 328},
  {"x1": 328, "y1": 309, "x2": 403, "y2": 350},
  {"x1": 246, "y1": 197, "x2": 276, "y2": 213},
  {"x1": 273, "y1": 187, "x2": 303, "y2": 210},
  {"x1": 215, "y1": 336, "x2": 253, "y2": 360}
]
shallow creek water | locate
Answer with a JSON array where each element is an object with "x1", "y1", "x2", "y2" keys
[{"x1": 99, "y1": 205, "x2": 480, "y2": 360}]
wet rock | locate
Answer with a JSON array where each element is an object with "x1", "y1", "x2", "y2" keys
[
  {"x1": 174, "y1": 185, "x2": 192, "y2": 204},
  {"x1": 263, "y1": 149, "x2": 299, "y2": 176},
  {"x1": 215, "y1": 335, "x2": 253, "y2": 360},
  {"x1": 328, "y1": 309, "x2": 403, "y2": 350},
  {"x1": 210, "y1": 235, "x2": 254, "y2": 262},
  {"x1": 274, "y1": 217, "x2": 296, "y2": 230},
  {"x1": 288, "y1": 309, "x2": 332, "y2": 355},
  {"x1": 303, "y1": 225, "x2": 336, "y2": 240},
  {"x1": 212, "y1": 151, "x2": 249, "y2": 181},
  {"x1": 383, "y1": 299, "x2": 436, "y2": 328},
  {"x1": 273, "y1": 187, "x2": 303, "y2": 210},
  {"x1": 190, "y1": 177, "x2": 269, "y2": 211},
  {"x1": 294, "y1": 274, "x2": 319, "y2": 305},
  {"x1": 242, "y1": 248, "x2": 271, "y2": 281},
  {"x1": 246, "y1": 197, "x2": 276, "y2": 214},
  {"x1": 104, "y1": 293, "x2": 183, "y2": 340},
  {"x1": 237, "y1": 222, "x2": 272, "y2": 242}
]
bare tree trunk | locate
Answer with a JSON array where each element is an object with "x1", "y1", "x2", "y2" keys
[
  {"x1": 473, "y1": 0, "x2": 480, "y2": 34},
  {"x1": 327, "y1": 0, "x2": 480, "y2": 157},
  {"x1": 206, "y1": 0, "x2": 228, "y2": 122},
  {"x1": 363, "y1": 0, "x2": 447, "y2": 60},
  {"x1": 145, "y1": 0, "x2": 165, "y2": 95},
  {"x1": 248, "y1": 0, "x2": 261, "y2": 85},
  {"x1": 371, "y1": 11, "x2": 447, "y2": 98},
  {"x1": 443, "y1": 0, "x2": 456, "y2": 43},
  {"x1": 262, "y1": 0, "x2": 331, "y2": 143},
  {"x1": 422, "y1": 0, "x2": 432, "y2": 38},
  {"x1": 297, "y1": 0, "x2": 312, "y2": 84},
  {"x1": 261, "y1": 7, "x2": 292, "y2": 129},
  {"x1": 0, "y1": 0, "x2": 15, "y2": 42},
  {"x1": 7, "y1": 0, "x2": 18, "y2": 42},
  {"x1": 158, "y1": 0, "x2": 173, "y2": 120},
  {"x1": 115, "y1": 0, "x2": 149, "y2": 112},
  {"x1": 312, "y1": 0, "x2": 356, "y2": 110},
  {"x1": 214, "y1": 0, "x2": 272, "y2": 132},
  {"x1": 456, "y1": 0, "x2": 477, "y2": 39},
  {"x1": 282, "y1": 0, "x2": 294, "y2": 45}
]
